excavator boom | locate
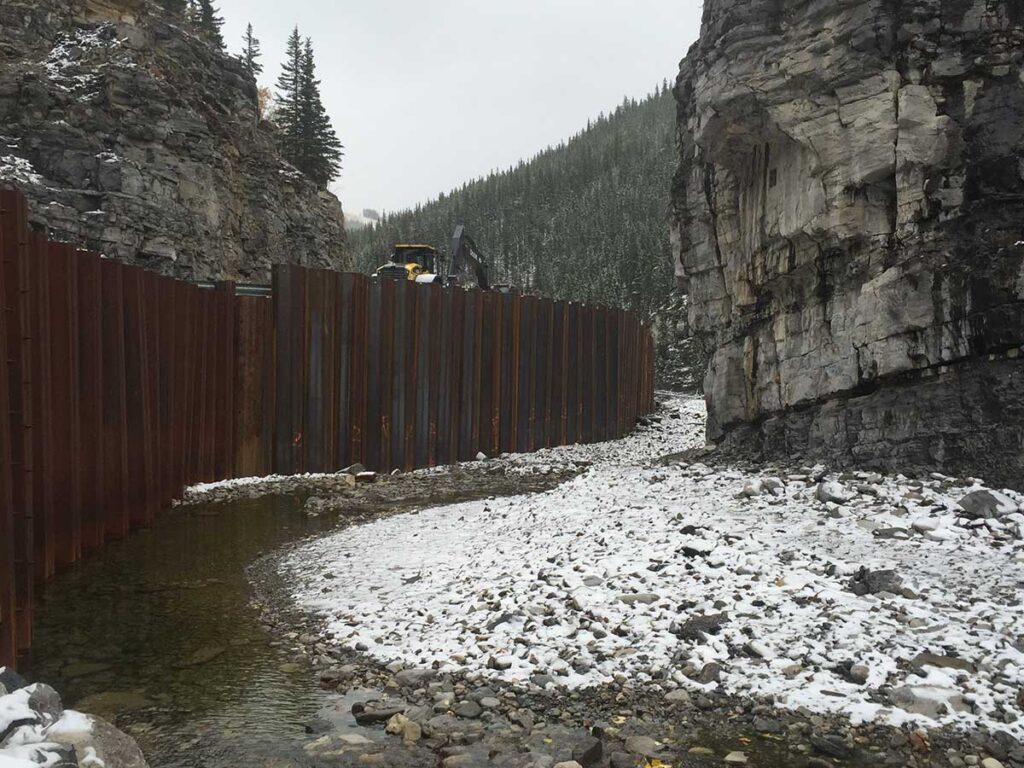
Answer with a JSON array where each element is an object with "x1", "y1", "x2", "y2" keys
[{"x1": 447, "y1": 225, "x2": 490, "y2": 291}]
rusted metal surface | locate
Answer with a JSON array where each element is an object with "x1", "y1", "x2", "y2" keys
[
  {"x1": 46, "y1": 244, "x2": 81, "y2": 568},
  {"x1": 123, "y1": 265, "x2": 153, "y2": 532},
  {"x1": 0, "y1": 191, "x2": 34, "y2": 652},
  {"x1": 0, "y1": 188, "x2": 655, "y2": 671},
  {"x1": 0, "y1": 193, "x2": 16, "y2": 669},
  {"x1": 27, "y1": 233, "x2": 54, "y2": 581}
]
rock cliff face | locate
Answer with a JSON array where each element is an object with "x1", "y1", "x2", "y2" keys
[
  {"x1": 0, "y1": 0, "x2": 348, "y2": 282},
  {"x1": 672, "y1": 0, "x2": 1024, "y2": 486}
]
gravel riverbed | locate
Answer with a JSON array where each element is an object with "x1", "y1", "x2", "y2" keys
[{"x1": 233, "y1": 394, "x2": 1024, "y2": 768}]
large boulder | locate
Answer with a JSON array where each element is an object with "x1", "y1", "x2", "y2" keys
[{"x1": 0, "y1": 680, "x2": 148, "y2": 768}]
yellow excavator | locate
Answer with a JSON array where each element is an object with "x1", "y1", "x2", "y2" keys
[{"x1": 374, "y1": 226, "x2": 491, "y2": 289}]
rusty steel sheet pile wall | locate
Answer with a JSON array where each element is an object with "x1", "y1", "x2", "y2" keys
[
  {"x1": 270, "y1": 264, "x2": 656, "y2": 475},
  {"x1": 0, "y1": 190, "x2": 655, "y2": 671},
  {"x1": 0, "y1": 190, "x2": 270, "y2": 670}
]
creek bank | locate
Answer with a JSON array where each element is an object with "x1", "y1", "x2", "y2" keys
[
  {"x1": 0, "y1": 667, "x2": 148, "y2": 767},
  {"x1": 253, "y1": 394, "x2": 1024, "y2": 768}
]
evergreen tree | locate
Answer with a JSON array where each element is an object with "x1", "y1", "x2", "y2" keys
[
  {"x1": 196, "y1": 0, "x2": 225, "y2": 49},
  {"x1": 274, "y1": 30, "x2": 343, "y2": 188},
  {"x1": 274, "y1": 27, "x2": 304, "y2": 163},
  {"x1": 299, "y1": 38, "x2": 343, "y2": 187},
  {"x1": 242, "y1": 23, "x2": 263, "y2": 77},
  {"x1": 348, "y1": 87, "x2": 677, "y2": 319}
]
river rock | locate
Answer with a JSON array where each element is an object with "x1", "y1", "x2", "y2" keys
[
  {"x1": 849, "y1": 568, "x2": 902, "y2": 596},
  {"x1": 394, "y1": 668, "x2": 433, "y2": 688},
  {"x1": 673, "y1": 612, "x2": 728, "y2": 640},
  {"x1": 385, "y1": 713, "x2": 422, "y2": 745},
  {"x1": 0, "y1": 668, "x2": 28, "y2": 693},
  {"x1": 47, "y1": 713, "x2": 149, "y2": 768},
  {"x1": 618, "y1": 593, "x2": 660, "y2": 606},
  {"x1": 816, "y1": 481, "x2": 851, "y2": 504},
  {"x1": 958, "y1": 490, "x2": 1019, "y2": 519},
  {"x1": 452, "y1": 700, "x2": 482, "y2": 719},
  {"x1": 624, "y1": 735, "x2": 662, "y2": 757},
  {"x1": 573, "y1": 735, "x2": 603, "y2": 767},
  {"x1": 890, "y1": 685, "x2": 971, "y2": 718}
]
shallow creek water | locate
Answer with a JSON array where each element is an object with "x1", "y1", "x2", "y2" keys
[{"x1": 21, "y1": 495, "x2": 369, "y2": 767}]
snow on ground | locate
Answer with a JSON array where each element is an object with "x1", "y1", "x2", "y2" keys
[
  {"x1": 186, "y1": 473, "x2": 330, "y2": 496},
  {"x1": 0, "y1": 676, "x2": 91, "y2": 767},
  {"x1": 281, "y1": 394, "x2": 1024, "y2": 738}
]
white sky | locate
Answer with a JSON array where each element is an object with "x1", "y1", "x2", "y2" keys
[{"x1": 216, "y1": 0, "x2": 703, "y2": 215}]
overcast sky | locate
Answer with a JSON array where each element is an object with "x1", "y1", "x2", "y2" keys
[{"x1": 216, "y1": 0, "x2": 703, "y2": 216}]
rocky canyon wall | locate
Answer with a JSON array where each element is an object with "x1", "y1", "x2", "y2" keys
[
  {"x1": 0, "y1": 0, "x2": 348, "y2": 282},
  {"x1": 672, "y1": 0, "x2": 1024, "y2": 486}
]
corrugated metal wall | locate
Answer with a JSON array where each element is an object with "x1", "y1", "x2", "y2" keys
[{"x1": 0, "y1": 189, "x2": 656, "y2": 670}]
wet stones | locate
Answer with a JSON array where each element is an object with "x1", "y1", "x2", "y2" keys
[
  {"x1": 385, "y1": 713, "x2": 423, "y2": 745},
  {"x1": 452, "y1": 700, "x2": 483, "y2": 719},
  {"x1": 624, "y1": 735, "x2": 663, "y2": 757},
  {"x1": 810, "y1": 734, "x2": 854, "y2": 759},
  {"x1": 394, "y1": 668, "x2": 434, "y2": 688},
  {"x1": 572, "y1": 735, "x2": 603, "y2": 767},
  {"x1": 353, "y1": 702, "x2": 405, "y2": 726}
]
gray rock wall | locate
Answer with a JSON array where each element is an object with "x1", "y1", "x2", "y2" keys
[
  {"x1": 671, "y1": 0, "x2": 1024, "y2": 487},
  {"x1": 0, "y1": 0, "x2": 348, "y2": 282}
]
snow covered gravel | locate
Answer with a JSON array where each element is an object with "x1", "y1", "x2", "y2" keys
[
  {"x1": 0, "y1": 675, "x2": 93, "y2": 768},
  {"x1": 281, "y1": 394, "x2": 1024, "y2": 739}
]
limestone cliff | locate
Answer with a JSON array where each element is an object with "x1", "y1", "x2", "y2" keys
[
  {"x1": 0, "y1": 0, "x2": 349, "y2": 282},
  {"x1": 672, "y1": 0, "x2": 1024, "y2": 486}
]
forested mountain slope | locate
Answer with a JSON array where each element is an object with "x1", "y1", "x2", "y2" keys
[{"x1": 350, "y1": 85, "x2": 677, "y2": 320}]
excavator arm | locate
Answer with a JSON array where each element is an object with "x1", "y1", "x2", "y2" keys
[{"x1": 447, "y1": 225, "x2": 490, "y2": 290}]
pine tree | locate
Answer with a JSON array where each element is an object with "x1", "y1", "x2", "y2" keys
[
  {"x1": 299, "y1": 38, "x2": 343, "y2": 187},
  {"x1": 274, "y1": 31, "x2": 343, "y2": 188},
  {"x1": 274, "y1": 27, "x2": 304, "y2": 163},
  {"x1": 242, "y1": 23, "x2": 263, "y2": 77},
  {"x1": 196, "y1": 0, "x2": 225, "y2": 49}
]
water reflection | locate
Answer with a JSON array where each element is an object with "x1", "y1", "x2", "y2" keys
[{"x1": 22, "y1": 495, "x2": 341, "y2": 767}]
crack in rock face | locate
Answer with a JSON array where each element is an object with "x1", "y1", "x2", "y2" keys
[{"x1": 671, "y1": 0, "x2": 1024, "y2": 489}]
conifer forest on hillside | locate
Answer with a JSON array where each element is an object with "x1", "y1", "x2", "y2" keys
[{"x1": 349, "y1": 85, "x2": 678, "y2": 321}]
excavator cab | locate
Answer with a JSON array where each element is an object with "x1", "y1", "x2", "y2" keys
[
  {"x1": 374, "y1": 229, "x2": 503, "y2": 291},
  {"x1": 375, "y1": 244, "x2": 444, "y2": 283}
]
